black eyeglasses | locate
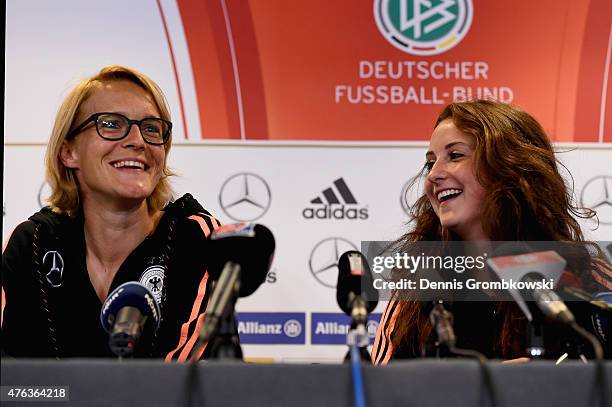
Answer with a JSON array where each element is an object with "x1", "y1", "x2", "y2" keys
[{"x1": 67, "y1": 112, "x2": 172, "y2": 145}]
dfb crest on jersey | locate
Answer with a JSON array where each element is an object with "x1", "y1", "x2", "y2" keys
[{"x1": 139, "y1": 265, "x2": 166, "y2": 304}]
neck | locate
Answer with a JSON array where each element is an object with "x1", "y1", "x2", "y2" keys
[
  {"x1": 462, "y1": 240, "x2": 492, "y2": 258},
  {"x1": 455, "y1": 223, "x2": 489, "y2": 242},
  {"x1": 82, "y1": 198, "x2": 159, "y2": 267},
  {"x1": 461, "y1": 237, "x2": 494, "y2": 294}
]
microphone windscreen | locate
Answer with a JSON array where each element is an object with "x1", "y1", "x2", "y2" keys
[
  {"x1": 592, "y1": 292, "x2": 612, "y2": 343},
  {"x1": 208, "y1": 223, "x2": 275, "y2": 297},
  {"x1": 100, "y1": 282, "x2": 161, "y2": 333},
  {"x1": 336, "y1": 251, "x2": 378, "y2": 315}
]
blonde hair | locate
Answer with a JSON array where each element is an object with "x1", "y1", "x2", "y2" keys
[{"x1": 45, "y1": 65, "x2": 174, "y2": 217}]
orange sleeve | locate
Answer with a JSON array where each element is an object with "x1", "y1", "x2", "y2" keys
[{"x1": 371, "y1": 299, "x2": 400, "y2": 365}]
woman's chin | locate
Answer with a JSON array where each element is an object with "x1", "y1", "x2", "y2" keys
[
  {"x1": 439, "y1": 218, "x2": 459, "y2": 231},
  {"x1": 111, "y1": 188, "x2": 153, "y2": 205}
]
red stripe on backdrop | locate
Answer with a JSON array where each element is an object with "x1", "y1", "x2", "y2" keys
[
  {"x1": 602, "y1": 25, "x2": 612, "y2": 142},
  {"x1": 156, "y1": 0, "x2": 189, "y2": 140},
  {"x1": 225, "y1": 1, "x2": 269, "y2": 140},
  {"x1": 573, "y1": 0, "x2": 612, "y2": 142},
  {"x1": 177, "y1": 0, "x2": 240, "y2": 139}
]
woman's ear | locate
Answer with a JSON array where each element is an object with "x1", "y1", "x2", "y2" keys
[{"x1": 59, "y1": 140, "x2": 79, "y2": 169}]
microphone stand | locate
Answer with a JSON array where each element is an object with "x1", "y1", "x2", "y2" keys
[
  {"x1": 209, "y1": 312, "x2": 243, "y2": 360},
  {"x1": 344, "y1": 323, "x2": 371, "y2": 362},
  {"x1": 345, "y1": 310, "x2": 370, "y2": 407},
  {"x1": 531, "y1": 289, "x2": 606, "y2": 407},
  {"x1": 189, "y1": 262, "x2": 244, "y2": 361},
  {"x1": 429, "y1": 301, "x2": 498, "y2": 407},
  {"x1": 525, "y1": 319, "x2": 545, "y2": 359},
  {"x1": 349, "y1": 340, "x2": 368, "y2": 407},
  {"x1": 344, "y1": 297, "x2": 372, "y2": 362}
]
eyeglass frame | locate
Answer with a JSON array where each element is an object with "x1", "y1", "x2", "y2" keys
[{"x1": 66, "y1": 112, "x2": 173, "y2": 145}]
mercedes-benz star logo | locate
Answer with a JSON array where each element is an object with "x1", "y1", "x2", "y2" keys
[
  {"x1": 400, "y1": 180, "x2": 411, "y2": 215},
  {"x1": 581, "y1": 175, "x2": 612, "y2": 225},
  {"x1": 42, "y1": 250, "x2": 64, "y2": 287},
  {"x1": 400, "y1": 178, "x2": 424, "y2": 216},
  {"x1": 219, "y1": 173, "x2": 271, "y2": 222},
  {"x1": 38, "y1": 181, "x2": 52, "y2": 208},
  {"x1": 309, "y1": 237, "x2": 358, "y2": 288}
]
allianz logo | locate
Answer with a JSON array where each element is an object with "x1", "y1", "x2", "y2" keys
[
  {"x1": 238, "y1": 319, "x2": 302, "y2": 338},
  {"x1": 315, "y1": 320, "x2": 379, "y2": 337},
  {"x1": 315, "y1": 321, "x2": 350, "y2": 335}
]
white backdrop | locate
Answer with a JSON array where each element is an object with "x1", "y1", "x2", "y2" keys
[{"x1": 4, "y1": 0, "x2": 612, "y2": 362}]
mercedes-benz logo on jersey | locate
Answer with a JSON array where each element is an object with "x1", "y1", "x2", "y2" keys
[
  {"x1": 42, "y1": 251, "x2": 64, "y2": 287},
  {"x1": 219, "y1": 173, "x2": 271, "y2": 222},
  {"x1": 38, "y1": 181, "x2": 52, "y2": 208},
  {"x1": 374, "y1": 0, "x2": 473, "y2": 56},
  {"x1": 283, "y1": 319, "x2": 303, "y2": 338},
  {"x1": 139, "y1": 265, "x2": 166, "y2": 303},
  {"x1": 581, "y1": 175, "x2": 612, "y2": 225},
  {"x1": 309, "y1": 237, "x2": 358, "y2": 288}
]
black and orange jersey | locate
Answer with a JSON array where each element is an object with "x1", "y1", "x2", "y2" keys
[
  {"x1": 1, "y1": 193, "x2": 223, "y2": 360},
  {"x1": 371, "y1": 298, "x2": 401, "y2": 365},
  {"x1": 371, "y1": 300, "x2": 503, "y2": 364},
  {"x1": 372, "y1": 260, "x2": 612, "y2": 365}
]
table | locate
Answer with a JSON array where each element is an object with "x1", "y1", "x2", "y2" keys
[{"x1": 2, "y1": 359, "x2": 611, "y2": 406}]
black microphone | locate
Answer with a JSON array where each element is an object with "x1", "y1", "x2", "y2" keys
[
  {"x1": 100, "y1": 282, "x2": 161, "y2": 357},
  {"x1": 531, "y1": 289, "x2": 575, "y2": 325},
  {"x1": 592, "y1": 293, "x2": 612, "y2": 345},
  {"x1": 425, "y1": 299, "x2": 491, "y2": 365},
  {"x1": 197, "y1": 223, "x2": 275, "y2": 344},
  {"x1": 428, "y1": 300, "x2": 456, "y2": 348},
  {"x1": 561, "y1": 288, "x2": 612, "y2": 345},
  {"x1": 561, "y1": 287, "x2": 612, "y2": 312},
  {"x1": 487, "y1": 243, "x2": 567, "y2": 322},
  {"x1": 488, "y1": 243, "x2": 605, "y2": 360},
  {"x1": 336, "y1": 251, "x2": 378, "y2": 325},
  {"x1": 336, "y1": 251, "x2": 378, "y2": 362}
]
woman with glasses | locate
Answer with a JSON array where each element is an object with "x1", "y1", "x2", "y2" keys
[{"x1": 2, "y1": 66, "x2": 221, "y2": 360}]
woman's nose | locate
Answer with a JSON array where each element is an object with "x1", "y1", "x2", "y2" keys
[
  {"x1": 121, "y1": 123, "x2": 146, "y2": 149},
  {"x1": 427, "y1": 160, "x2": 447, "y2": 183}
]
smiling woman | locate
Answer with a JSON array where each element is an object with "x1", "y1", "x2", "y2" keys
[
  {"x1": 372, "y1": 100, "x2": 612, "y2": 364},
  {"x1": 59, "y1": 80, "x2": 168, "y2": 214},
  {"x1": 424, "y1": 119, "x2": 487, "y2": 241},
  {"x1": 1, "y1": 66, "x2": 225, "y2": 360}
]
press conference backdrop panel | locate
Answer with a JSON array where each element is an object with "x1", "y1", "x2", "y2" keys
[{"x1": 4, "y1": 0, "x2": 612, "y2": 362}]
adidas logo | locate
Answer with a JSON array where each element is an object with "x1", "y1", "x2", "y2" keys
[{"x1": 302, "y1": 178, "x2": 369, "y2": 220}]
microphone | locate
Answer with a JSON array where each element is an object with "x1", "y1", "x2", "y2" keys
[
  {"x1": 592, "y1": 293, "x2": 612, "y2": 344},
  {"x1": 428, "y1": 300, "x2": 456, "y2": 348},
  {"x1": 336, "y1": 251, "x2": 378, "y2": 325},
  {"x1": 425, "y1": 299, "x2": 490, "y2": 365},
  {"x1": 487, "y1": 244, "x2": 566, "y2": 321},
  {"x1": 197, "y1": 223, "x2": 275, "y2": 345},
  {"x1": 561, "y1": 288, "x2": 612, "y2": 345},
  {"x1": 488, "y1": 244, "x2": 605, "y2": 360},
  {"x1": 487, "y1": 243, "x2": 567, "y2": 358},
  {"x1": 336, "y1": 251, "x2": 378, "y2": 363},
  {"x1": 561, "y1": 287, "x2": 612, "y2": 312},
  {"x1": 532, "y1": 289, "x2": 575, "y2": 325},
  {"x1": 100, "y1": 282, "x2": 161, "y2": 357}
]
